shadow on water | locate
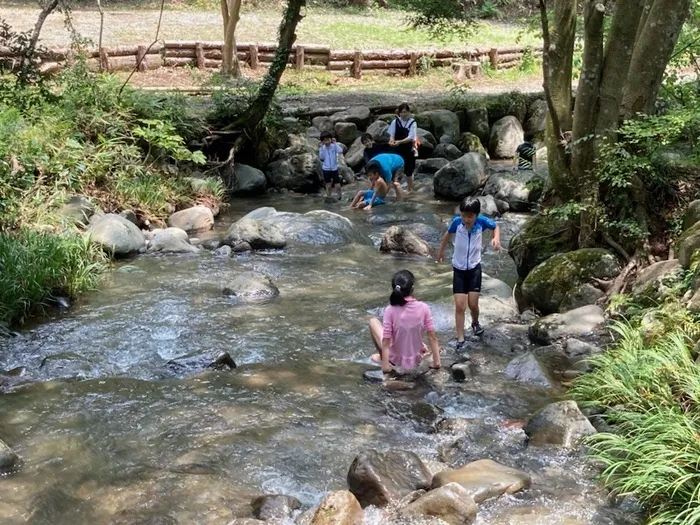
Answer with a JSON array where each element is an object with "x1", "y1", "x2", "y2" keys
[{"x1": 0, "y1": 188, "x2": 637, "y2": 524}]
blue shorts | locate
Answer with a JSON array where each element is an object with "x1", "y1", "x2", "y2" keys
[{"x1": 363, "y1": 190, "x2": 385, "y2": 207}]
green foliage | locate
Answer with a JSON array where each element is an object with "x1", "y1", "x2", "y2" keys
[
  {"x1": 416, "y1": 54, "x2": 435, "y2": 75},
  {"x1": 0, "y1": 229, "x2": 108, "y2": 325},
  {"x1": 570, "y1": 322, "x2": 700, "y2": 525}
]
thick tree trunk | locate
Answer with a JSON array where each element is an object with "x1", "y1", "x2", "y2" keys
[
  {"x1": 542, "y1": 0, "x2": 576, "y2": 201},
  {"x1": 238, "y1": 0, "x2": 305, "y2": 133},
  {"x1": 221, "y1": 0, "x2": 242, "y2": 77},
  {"x1": 19, "y1": 0, "x2": 60, "y2": 74},
  {"x1": 620, "y1": 0, "x2": 691, "y2": 118}
]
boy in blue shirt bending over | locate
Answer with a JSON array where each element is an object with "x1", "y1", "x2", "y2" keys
[
  {"x1": 368, "y1": 153, "x2": 405, "y2": 202},
  {"x1": 319, "y1": 131, "x2": 344, "y2": 201},
  {"x1": 437, "y1": 197, "x2": 501, "y2": 347}
]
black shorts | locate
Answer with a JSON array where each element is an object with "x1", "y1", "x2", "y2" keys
[
  {"x1": 323, "y1": 170, "x2": 340, "y2": 185},
  {"x1": 453, "y1": 265, "x2": 482, "y2": 294}
]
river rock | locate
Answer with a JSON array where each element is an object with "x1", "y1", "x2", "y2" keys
[
  {"x1": 433, "y1": 143, "x2": 463, "y2": 161},
  {"x1": 230, "y1": 163, "x2": 267, "y2": 196},
  {"x1": 347, "y1": 449, "x2": 432, "y2": 507},
  {"x1": 524, "y1": 99, "x2": 548, "y2": 137},
  {"x1": 417, "y1": 110, "x2": 460, "y2": 144},
  {"x1": 330, "y1": 106, "x2": 371, "y2": 128},
  {"x1": 451, "y1": 361, "x2": 476, "y2": 382},
  {"x1": 88, "y1": 213, "x2": 146, "y2": 256},
  {"x1": 251, "y1": 494, "x2": 302, "y2": 520},
  {"x1": 432, "y1": 459, "x2": 531, "y2": 503},
  {"x1": 380, "y1": 226, "x2": 432, "y2": 257},
  {"x1": 476, "y1": 195, "x2": 500, "y2": 217},
  {"x1": 222, "y1": 219, "x2": 287, "y2": 251},
  {"x1": 345, "y1": 137, "x2": 365, "y2": 170},
  {"x1": 564, "y1": 338, "x2": 602, "y2": 358},
  {"x1": 482, "y1": 170, "x2": 545, "y2": 212},
  {"x1": 433, "y1": 153, "x2": 488, "y2": 201},
  {"x1": 213, "y1": 245, "x2": 232, "y2": 257},
  {"x1": 307, "y1": 126, "x2": 321, "y2": 139},
  {"x1": 504, "y1": 352, "x2": 557, "y2": 387},
  {"x1": 631, "y1": 259, "x2": 683, "y2": 302},
  {"x1": 335, "y1": 122, "x2": 358, "y2": 145},
  {"x1": 167, "y1": 206, "x2": 214, "y2": 234},
  {"x1": 119, "y1": 209, "x2": 139, "y2": 227},
  {"x1": 559, "y1": 283, "x2": 605, "y2": 311},
  {"x1": 436, "y1": 418, "x2": 474, "y2": 435},
  {"x1": 147, "y1": 227, "x2": 198, "y2": 254},
  {"x1": 458, "y1": 132, "x2": 489, "y2": 159},
  {"x1": 399, "y1": 482, "x2": 477, "y2": 525},
  {"x1": 508, "y1": 214, "x2": 578, "y2": 279},
  {"x1": 222, "y1": 272, "x2": 279, "y2": 300},
  {"x1": 416, "y1": 158, "x2": 449, "y2": 175},
  {"x1": 367, "y1": 119, "x2": 390, "y2": 142},
  {"x1": 416, "y1": 128, "x2": 438, "y2": 147},
  {"x1": 489, "y1": 116, "x2": 524, "y2": 159},
  {"x1": 524, "y1": 400, "x2": 597, "y2": 448},
  {"x1": 262, "y1": 210, "x2": 367, "y2": 245},
  {"x1": 310, "y1": 491, "x2": 363, "y2": 525},
  {"x1": 466, "y1": 108, "x2": 489, "y2": 145},
  {"x1": 59, "y1": 195, "x2": 95, "y2": 227},
  {"x1": 678, "y1": 221, "x2": 700, "y2": 269},
  {"x1": 312, "y1": 116, "x2": 334, "y2": 134},
  {"x1": 683, "y1": 199, "x2": 700, "y2": 231},
  {"x1": 522, "y1": 249, "x2": 619, "y2": 314},
  {"x1": 266, "y1": 152, "x2": 323, "y2": 193},
  {"x1": 528, "y1": 305, "x2": 606, "y2": 345},
  {"x1": 0, "y1": 439, "x2": 18, "y2": 474},
  {"x1": 404, "y1": 223, "x2": 443, "y2": 246},
  {"x1": 242, "y1": 207, "x2": 278, "y2": 221}
]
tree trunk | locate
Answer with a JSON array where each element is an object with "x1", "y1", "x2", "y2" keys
[
  {"x1": 542, "y1": 0, "x2": 577, "y2": 201},
  {"x1": 221, "y1": 0, "x2": 242, "y2": 77},
  {"x1": 19, "y1": 0, "x2": 60, "y2": 74},
  {"x1": 620, "y1": 0, "x2": 692, "y2": 118},
  {"x1": 239, "y1": 0, "x2": 305, "y2": 134}
]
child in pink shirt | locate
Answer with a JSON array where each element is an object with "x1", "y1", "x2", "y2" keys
[{"x1": 368, "y1": 270, "x2": 441, "y2": 373}]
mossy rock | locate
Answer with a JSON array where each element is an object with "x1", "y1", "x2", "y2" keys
[
  {"x1": 522, "y1": 249, "x2": 620, "y2": 315},
  {"x1": 458, "y1": 132, "x2": 488, "y2": 158},
  {"x1": 678, "y1": 220, "x2": 700, "y2": 269},
  {"x1": 683, "y1": 199, "x2": 700, "y2": 232},
  {"x1": 508, "y1": 214, "x2": 578, "y2": 279}
]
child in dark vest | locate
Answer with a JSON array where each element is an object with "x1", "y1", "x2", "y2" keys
[{"x1": 388, "y1": 103, "x2": 418, "y2": 193}]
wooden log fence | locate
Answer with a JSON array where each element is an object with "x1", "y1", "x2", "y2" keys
[{"x1": 1, "y1": 41, "x2": 541, "y2": 78}]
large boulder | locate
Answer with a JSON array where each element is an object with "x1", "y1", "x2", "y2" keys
[
  {"x1": 677, "y1": 221, "x2": 700, "y2": 269},
  {"x1": 433, "y1": 143, "x2": 463, "y2": 161},
  {"x1": 432, "y1": 459, "x2": 531, "y2": 504},
  {"x1": 528, "y1": 305, "x2": 606, "y2": 345},
  {"x1": 416, "y1": 128, "x2": 438, "y2": 147},
  {"x1": 522, "y1": 249, "x2": 619, "y2": 314},
  {"x1": 88, "y1": 213, "x2": 146, "y2": 256},
  {"x1": 523, "y1": 400, "x2": 597, "y2": 448},
  {"x1": 251, "y1": 494, "x2": 301, "y2": 520},
  {"x1": 504, "y1": 352, "x2": 557, "y2": 388},
  {"x1": 335, "y1": 122, "x2": 358, "y2": 145},
  {"x1": 508, "y1": 214, "x2": 578, "y2": 279},
  {"x1": 311, "y1": 116, "x2": 334, "y2": 134},
  {"x1": 367, "y1": 119, "x2": 390, "y2": 142},
  {"x1": 242, "y1": 207, "x2": 277, "y2": 221},
  {"x1": 482, "y1": 170, "x2": 546, "y2": 212},
  {"x1": 346, "y1": 449, "x2": 432, "y2": 507},
  {"x1": 59, "y1": 195, "x2": 95, "y2": 227},
  {"x1": 222, "y1": 219, "x2": 286, "y2": 251},
  {"x1": 466, "y1": 108, "x2": 489, "y2": 145},
  {"x1": 416, "y1": 158, "x2": 449, "y2": 175},
  {"x1": 433, "y1": 153, "x2": 489, "y2": 201},
  {"x1": 380, "y1": 226, "x2": 432, "y2": 257},
  {"x1": 458, "y1": 132, "x2": 489, "y2": 158},
  {"x1": 345, "y1": 137, "x2": 365, "y2": 170},
  {"x1": 417, "y1": 109, "x2": 460, "y2": 143},
  {"x1": 476, "y1": 195, "x2": 500, "y2": 217},
  {"x1": 222, "y1": 271, "x2": 279, "y2": 300},
  {"x1": 231, "y1": 163, "x2": 267, "y2": 196},
  {"x1": 632, "y1": 260, "x2": 683, "y2": 303},
  {"x1": 266, "y1": 152, "x2": 323, "y2": 193},
  {"x1": 489, "y1": 116, "x2": 524, "y2": 159},
  {"x1": 0, "y1": 439, "x2": 19, "y2": 474},
  {"x1": 309, "y1": 491, "x2": 363, "y2": 525},
  {"x1": 261, "y1": 210, "x2": 368, "y2": 245},
  {"x1": 683, "y1": 199, "x2": 700, "y2": 231},
  {"x1": 330, "y1": 106, "x2": 371, "y2": 128},
  {"x1": 167, "y1": 206, "x2": 214, "y2": 234},
  {"x1": 524, "y1": 99, "x2": 548, "y2": 138},
  {"x1": 147, "y1": 228, "x2": 198, "y2": 254},
  {"x1": 399, "y1": 483, "x2": 477, "y2": 525}
]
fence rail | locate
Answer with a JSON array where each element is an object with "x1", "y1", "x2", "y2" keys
[{"x1": 0, "y1": 41, "x2": 542, "y2": 77}]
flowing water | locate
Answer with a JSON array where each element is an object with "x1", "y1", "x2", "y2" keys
[{"x1": 0, "y1": 185, "x2": 638, "y2": 524}]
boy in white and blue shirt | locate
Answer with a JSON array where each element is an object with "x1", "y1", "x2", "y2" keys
[
  {"x1": 319, "y1": 131, "x2": 344, "y2": 202},
  {"x1": 437, "y1": 197, "x2": 501, "y2": 348}
]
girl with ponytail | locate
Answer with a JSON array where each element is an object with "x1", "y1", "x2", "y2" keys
[{"x1": 368, "y1": 270, "x2": 441, "y2": 373}]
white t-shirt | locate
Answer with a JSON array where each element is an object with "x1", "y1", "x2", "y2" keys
[{"x1": 388, "y1": 118, "x2": 417, "y2": 141}]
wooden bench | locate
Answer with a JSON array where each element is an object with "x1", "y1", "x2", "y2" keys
[{"x1": 452, "y1": 60, "x2": 482, "y2": 81}]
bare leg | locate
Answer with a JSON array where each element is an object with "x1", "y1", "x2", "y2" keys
[
  {"x1": 351, "y1": 191, "x2": 364, "y2": 208},
  {"x1": 336, "y1": 183, "x2": 342, "y2": 201},
  {"x1": 467, "y1": 292, "x2": 480, "y2": 325},
  {"x1": 407, "y1": 175, "x2": 414, "y2": 193},
  {"x1": 369, "y1": 317, "x2": 384, "y2": 363},
  {"x1": 325, "y1": 182, "x2": 332, "y2": 199},
  {"x1": 393, "y1": 181, "x2": 404, "y2": 202},
  {"x1": 454, "y1": 293, "x2": 468, "y2": 342}
]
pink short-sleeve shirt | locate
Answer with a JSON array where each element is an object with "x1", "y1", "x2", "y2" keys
[{"x1": 382, "y1": 297, "x2": 435, "y2": 370}]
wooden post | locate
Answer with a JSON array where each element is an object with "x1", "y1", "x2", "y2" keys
[
  {"x1": 325, "y1": 49, "x2": 331, "y2": 70},
  {"x1": 195, "y1": 43, "x2": 205, "y2": 69},
  {"x1": 99, "y1": 47, "x2": 109, "y2": 72},
  {"x1": 295, "y1": 45, "x2": 304, "y2": 71},
  {"x1": 136, "y1": 45, "x2": 147, "y2": 72},
  {"x1": 352, "y1": 50, "x2": 362, "y2": 79},
  {"x1": 409, "y1": 52, "x2": 417, "y2": 76},
  {"x1": 489, "y1": 48, "x2": 499, "y2": 70},
  {"x1": 249, "y1": 44, "x2": 259, "y2": 69}
]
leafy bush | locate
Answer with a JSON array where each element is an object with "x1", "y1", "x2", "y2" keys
[{"x1": 0, "y1": 230, "x2": 108, "y2": 325}]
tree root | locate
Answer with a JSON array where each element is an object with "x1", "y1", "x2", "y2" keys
[{"x1": 598, "y1": 255, "x2": 638, "y2": 305}]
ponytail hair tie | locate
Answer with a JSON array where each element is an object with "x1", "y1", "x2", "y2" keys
[{"x1": 395, "y1": 285, "x2": 402, "y2": 291}]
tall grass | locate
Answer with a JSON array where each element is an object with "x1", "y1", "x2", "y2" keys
[
  {"x1": 570, "y1": 323, "x2": 700, "y2": 524},
  {"x1": 0, "y1": 230, "x2": 108, "y2": 325}
]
